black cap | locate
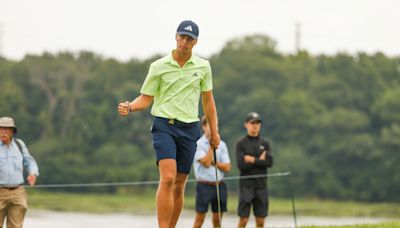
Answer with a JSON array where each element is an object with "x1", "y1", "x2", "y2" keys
[
  {"x1": 176, "y1": 20, "x2": 199, "y2": 39},
  {"x1": 245, "y1": 112, "x2": 262, "y2": 123}
]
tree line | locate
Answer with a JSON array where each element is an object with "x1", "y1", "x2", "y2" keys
[{"x1": 1, "y1": 35, "x2": 399, "y2": 201}]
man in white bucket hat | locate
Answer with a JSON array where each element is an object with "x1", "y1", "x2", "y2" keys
[{"x1": 0, "y1": 116, "x2": 39, "y2": 228}]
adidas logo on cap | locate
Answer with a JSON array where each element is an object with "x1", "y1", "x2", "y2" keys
[
  {"x1": 177, "y1": 20, "x2": 199, "y2": 39},
  {"x1": 184, "y1": 26, "x2": 193, "y2": 31}
]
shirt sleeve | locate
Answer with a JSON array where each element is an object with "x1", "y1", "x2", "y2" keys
[
  {"x1": 18, "y1": 139, "x2": 40, "y2": 176},
  {"x1": 194, "y1": 141, "x2": 207, "y2": 161},
  {"x1": 140, "y1": 63, "x2": 160, "y2": 96},
  {"x1": 220, "y1": 142, "x2": 231, "y2": 164},
  {"x1": 254, "y1": 141, "x2": 273, "y2": 168},
  {"x1": 200, "y1": 61, "x2": 213, "y2": 92},
  {"x1": 236, "y1": 140, "x2": 254, "y2": 170}
]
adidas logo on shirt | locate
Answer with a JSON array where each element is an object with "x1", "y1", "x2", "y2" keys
[
  {"x1": 192, "y1": 72, "x2": 199, "y2": 77},
  {"x1": 184, "y1": 26, "x2": 193, "y2": 31}
]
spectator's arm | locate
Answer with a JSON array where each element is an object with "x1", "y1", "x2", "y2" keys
[
  {"x1": 216, "y1": 162, "x2": 231, "y2": 173},
  {"x1": 254, "y1": 150, "x2": 273, "y2": 168},
  {"x1": 198, "y1": 147, "x2": 214, "y2": 167},
  {"x1": 18, "y1": 139, "x2": 39, "y2": 177}
]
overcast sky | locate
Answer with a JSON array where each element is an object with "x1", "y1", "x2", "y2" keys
[{"x1": 1, "y1": 0, "x2": 399, "y2": 61}]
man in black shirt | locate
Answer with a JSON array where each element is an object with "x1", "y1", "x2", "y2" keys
[{"x1": 236, "y1": 112, "x2": 273, "y2": 228}]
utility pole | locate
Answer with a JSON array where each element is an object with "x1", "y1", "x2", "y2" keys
[{"x1": 295, "y1": 22, "x2": 301, "y2": 53}]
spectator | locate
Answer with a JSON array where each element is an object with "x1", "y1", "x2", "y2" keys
[
  {"x1": 236, "y1": 112, "x2": 273, "y2": 228},
  {"x1": 0, "y1": 117, "x2": 39, "y2": 228},
  {"x1": 193, "y1": 116, "x2": 230, "y2": 228}
]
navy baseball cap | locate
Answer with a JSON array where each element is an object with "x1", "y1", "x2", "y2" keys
[{"x1": 176, "y1": 20, "x2": 199, "y2": 39}]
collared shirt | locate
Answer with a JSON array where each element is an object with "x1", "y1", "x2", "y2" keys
[
  {"x1": 140, "y1": 51, "x2": 213, "y2": 123},
  {"x1": 0, "y1": 138, "x2": 39, "y2": 187},
  {"x1": 193, "y1": 135, "x2": 230, "y2": 182}
]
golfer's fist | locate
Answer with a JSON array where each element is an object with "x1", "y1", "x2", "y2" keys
[
  {"x1": 210, "y1": 133, "x2": 220, "y2": 149},
  {"x1": 118, "y1": 101, "x2": 130, "y2": 116}
]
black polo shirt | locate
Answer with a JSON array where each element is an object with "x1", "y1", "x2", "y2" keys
[{"x1": 235, "y1": 135, "x2": 273, "y2": 189}]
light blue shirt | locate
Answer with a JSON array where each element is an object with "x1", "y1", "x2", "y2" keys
[
  {"x1": 193, "y1": 135, "x2": 230, "y2": 182},
  {"x1": 0, "y1": 138, "x2": 39, "y2": 187}
]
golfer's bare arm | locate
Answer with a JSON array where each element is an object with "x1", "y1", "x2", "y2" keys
[
  {"x1": 216, "y1": 162, "x2": 231, "y2": 173},
  {"x1": 129, "y1": 94, "x2": 153, "y2": 112},
  {"x1": 202, "y1": 91, "x2": 220, "y2": 148},
  {"x1": 118, "y1": 94, "x2": 153, "y2": 116}
]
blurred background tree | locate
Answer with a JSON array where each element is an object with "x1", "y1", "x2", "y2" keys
[{"x1": 1, "y1": 35, "x2": 399, "y2": 201}]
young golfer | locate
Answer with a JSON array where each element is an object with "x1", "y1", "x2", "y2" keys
[{"x1": 118, "y1": 20, "x2": 220, "y2": 228}]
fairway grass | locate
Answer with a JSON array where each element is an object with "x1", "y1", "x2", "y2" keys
[{"x1": 26, "y1": 189, "x2": 400, "y2": 218}]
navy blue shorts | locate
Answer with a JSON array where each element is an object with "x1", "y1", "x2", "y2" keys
[
  {"x1": 151, "y1": 117, "x2": 201, "y2": 174},
  {"x1": 196, "y1": 182, "x2": 228, "y2": 213}
]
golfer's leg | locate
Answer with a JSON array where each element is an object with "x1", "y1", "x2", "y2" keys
[
  {"x1": 212, "y1": 212, "x2": 223, "y2": 228},
  {"x1": 193, "y1": 212, "x2": 206, "y2": 228},
  {"x1": 169, "y1": 172, "x2": 188, "y2": 228},
  {"x1": 157, "y1": 159, "x2": 177, "y2": 228}
]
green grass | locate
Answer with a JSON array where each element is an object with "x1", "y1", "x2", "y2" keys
[
  {"x1": 26, "y1": 189, "x2": 400, "y2": 218},
  {"x1": 27, "y1": 190, "x2": 157, "y2": 214},
  {"x1": 270, "y1": 198, "x2": 400, "y2": 218},
  {"x1": 304, "y1": 221, "x2": 400, "y2": 228}
]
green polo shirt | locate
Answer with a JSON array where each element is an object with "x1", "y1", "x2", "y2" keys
[{"x1": 140, "y1": 51, "x2": 213, "y2": 123}]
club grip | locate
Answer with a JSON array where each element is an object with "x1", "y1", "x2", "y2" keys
[{"x1": 213, "y1": 148, "x2": 217, "y2": 164}]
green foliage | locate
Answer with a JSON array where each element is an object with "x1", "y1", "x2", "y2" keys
[{"x1": 1, "y1": 35, "x2": 399, "y2": 201}]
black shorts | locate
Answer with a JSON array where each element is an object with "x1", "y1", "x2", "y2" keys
[
  {"x1": 238, "y1": 186, "x2": 269, "y2": 218},
  {"x1": 196, "y1": 182, "x2": 228, "y2": 213}
]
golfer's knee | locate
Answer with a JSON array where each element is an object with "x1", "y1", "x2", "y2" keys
[
  {"x1": 160, "y1": 174, "x2": 175, "y2": 187},
  {"x1": 173, "y1": 181, "x2": 187, "y2": 197},
  {"x1": 173, "y1": 184, "x2": 185, "y2": 195}
]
